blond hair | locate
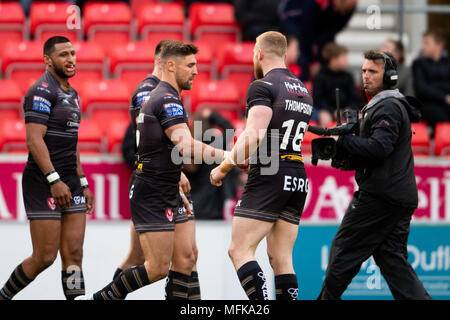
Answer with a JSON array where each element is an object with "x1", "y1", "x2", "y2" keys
[{"x1": 256, "y1": 31, "x2": 287, "y2": 58}]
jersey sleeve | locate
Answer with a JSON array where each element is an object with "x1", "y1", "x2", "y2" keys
[
  {"x1": 23, "y1": 84, "x2": 56, "y2": 126},
  {"x1": 156, "y1": 95, "x2": 188, "y2": 131},
  {"x1": 246, "y1": 80, "x2": 274, "y2": 110}
]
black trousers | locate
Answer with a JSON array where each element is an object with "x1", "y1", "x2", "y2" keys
[{"x1": 318, "y1": 191, "x2": 432, "y2": 300}]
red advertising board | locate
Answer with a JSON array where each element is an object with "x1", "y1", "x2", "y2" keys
[{"x1": 0, "y1": 155, "x2": 448, "y2": 223}]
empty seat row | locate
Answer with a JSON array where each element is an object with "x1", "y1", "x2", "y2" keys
[
  {"x1": 0, "y1": 77, "x2": 245, "y2": 119},
  {"x1": 0, "y1": 117, "x2": 126, "y2": 154},
  {"x1": 0, "y1": 40, "x2": 255, "y2": 100},
  {"x1": 0, "y1": 2, "x2": 241, "y2": 51}
]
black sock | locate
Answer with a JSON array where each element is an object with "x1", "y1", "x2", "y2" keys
[
  {"x1": 275, "y1": 274, "x2": 298, "y2": 300},
  {"x1": 236, "y1": 261, "x2": 269, "y2": 300},
  {"x1": 93, "y1": 265, "x2": 150, "y2": 300},
  {"x1": 113, "y1": 268, "x2": 123, "y2": 280},
  {"x1": 165, "y1": 270, "x2": 190, "y2": 300},
  {"x1": 0, "y1": 264, "x2": 33, "y2": 300},
  {"x1": 188, "y1": 271, "x2": 201, "y2": 300},
  {"x1": 61, "y1": 269, "x2": 85, "y2": 300}
]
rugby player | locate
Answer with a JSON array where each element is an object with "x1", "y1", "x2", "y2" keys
[
  {"x1": 112, "y1": 40, "x2": 201, "y2": 300},
  {"x1": 77, "y1": 40, "x2": 225, "y2": 300},
  {"x1": 210, "y1": 31, "x2": 312, "y2": 300},
  {"x1": 0, "y1": 36, "x2": 94, "y2": 300}
]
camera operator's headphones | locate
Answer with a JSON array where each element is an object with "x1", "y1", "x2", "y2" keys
[{"x1": 380, "y1": 51, "x2": 398, "y2": 89}]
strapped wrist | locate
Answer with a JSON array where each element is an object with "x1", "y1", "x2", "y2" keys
[
  {"x1": 45, "y1": 170, "x2": 60, "y2": 185},
  {"x1": 223, "y1": 150, "x2": 236, "y2": 166},
  {"x1": 79, "y1": 175, "x2": 89, "y2": 189}
]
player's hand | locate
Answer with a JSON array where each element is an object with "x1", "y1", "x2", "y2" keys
[
  {"x1": 210, "y1": 166, "x2": 227, "y2": 187},
  {"x1": 50, "y1": 181, "x2": 72, "y2": 210},
  {"x1": 83, "y1": 187, "x2": 95, "y2": 214},
  {"x1": 179, "y1": 172, "x2": 191, "y2": 194},
  {"x1": 180, "y1": 192, "x2": 193, "y2": 217}
]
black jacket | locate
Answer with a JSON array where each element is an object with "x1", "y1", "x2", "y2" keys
[
  {"x1": 313, "y1": 66, "x2": 358, "y2": 112},
  {"x1": 234, "y1": 0, "x2": 281, "y2": 41},
  {"x1": 412, "y1": 55, "x2": 450, "y2": 107},
  {"x1": 337, "y1": 90, "x2": 421, "y2": 208}
]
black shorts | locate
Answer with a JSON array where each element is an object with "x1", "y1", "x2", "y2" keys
[
  {"x1": 129, "y1": 174, "x2": 195, "y2": 233},
  {"x1": 234, "y1": 165, "x2": 308, "y2": 225},
  {"x1": 22, "y1": 166, "x2": 86, "y2": 220}
]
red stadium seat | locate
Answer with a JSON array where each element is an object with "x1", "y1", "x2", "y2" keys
[
  {"x1": 0, "y1": 80, "x2": 23, "y2": 119},
  {"x1": 130, "y1": 0, "x2": 158, "y2": 15},
  {"x1": 0, "y1": 2, "x2": 25, "y2": 49},
  {"x1": 119, "y1": 70, "x2": 152, "y2": 93},
  {"x1": 434, "y1": 122, "x2": 450, "y2": 156},
  {"x1": 189, "y1": 41, "x2": 214, "y2": 81},
  {"x1": 108, "y1": 41, "x2": 155, "y2": 78},
  {"x1": 1, "y1": 41, "x2": 44, "y2": 76},
  {"x1": 0, "y1": 79, "x2": 23, "y2": 106},
  {"x1": 0, "y1": 119, "x2": 27, "y2": 153},
  {"x1": 137, "y1": 2, "x2": 186, "y2": 43},
  {"x1": 411, "y1": 122, "x2": 431, "y2": 156},
  {"x1": 83, "y1": 2, "x2": 132, "y2": 50},
  {"x1": 69, "y1": 41, "x2": 106, "y2": 89},
  {"x1": 78, "y1": 79, "x2": 131, "y2": 116},
  {"x1": 1, "y1": 41, "x2": 45, "y2": 89},
  {"x1": 189, "y1": 3, "x2": 241, "y2": 54},
  {"x1": 103, "y1": 118, "x2": 130, "y2": 153},
  {"x1": 189, "y1": 79, "x2": 242, "y2": 121},
  {"x1": 78, "y1": 119, "x2": 104, "y2": 154},
  {"x1": 91, "y1": 109, "x2": 130, "y2": 125},
  {"x1": 30, "y1": 2, "x2": 81, "y2": 42},
  {"x1": 217, "y1": 42, "x2": 254, "y2": 100}
]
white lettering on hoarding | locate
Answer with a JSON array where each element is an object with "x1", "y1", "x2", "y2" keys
[
  {"x1": 309, "y1": 176, "x2": 352, "y2": 222},
  {"x1": 0, "y1": 183, "x2": 12, "y2": 220},
  {"x1": 91, "y1": 174, "x2": 122, "y2": 220},
  {"x1": 13, "y1": 173, "x2": 26, "y2": 222},
  {"x1": 322, "y1": 245, "x2": 450, "y2": 272}
]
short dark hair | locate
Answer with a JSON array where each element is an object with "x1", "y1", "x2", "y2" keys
[
  {"x1": 322, "y1": 42, "x2": 348, "y2": 64},
  {"x1": 364, "y1": 49, "x2": 397, "y2": 71},
  {"x1": 43, "y1": 36, "x2": 71, "y2": 56},
  {"x1": 159, "y1": 40, "x2": 198, "y2": 61},
  {"x1": 423, "y1": 29, "x2": 446, "y2": 46},
  {"x1": 154, "y1": 39, "x2": 173, "y2": 58},
  {"x1": 385, "y1": 39, "x2": 405, "y2": 64}
]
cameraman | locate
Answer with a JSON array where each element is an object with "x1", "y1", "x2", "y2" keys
[{"x1": 318, "y1": 50, "x2": 431, "y2": 300}]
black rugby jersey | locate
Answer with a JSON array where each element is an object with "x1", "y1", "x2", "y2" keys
[
  {"x1": 135, "y1": 81, "x2": 188, "y2": 186},
  {"x1": 23, "y1": 71, "x2": 81, "y2": 172},
  {"x1": 130, "y1": 74, "x2": 161, "y2": 131},
  {"x1": 246, "y1": 68, "x2": 313, "y2": 167}
]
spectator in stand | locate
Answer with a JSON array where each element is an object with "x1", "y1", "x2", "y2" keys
[
  {"x1": 412, "y1": 30, "x2": 450, "y2": 130},
  {"x1": 183, "y1": 109, "x2": 238, "y2": 220},
  {"x1": 234, "y1": 0, "x2": 281, "y2": 41},
  {"x1": 285, "y1": 34, "x2": 302, "y2": 79},
  {"x1": 380, "y1": 39, "x2": 415, "y2": 97},
  {"x1": 313, "y1": 42, "x2": 358, "y2": 128},
  {"x1": 280, "y1": 0, "x2": 358, "y2": 81}
]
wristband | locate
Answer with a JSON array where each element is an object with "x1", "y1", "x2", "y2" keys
[
  {"x1": 80, "y1": 175, "x2": 89, "y2": 189},
  {"x1": 45, "y1": 170, "x2": 61, "y2": 185}
]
